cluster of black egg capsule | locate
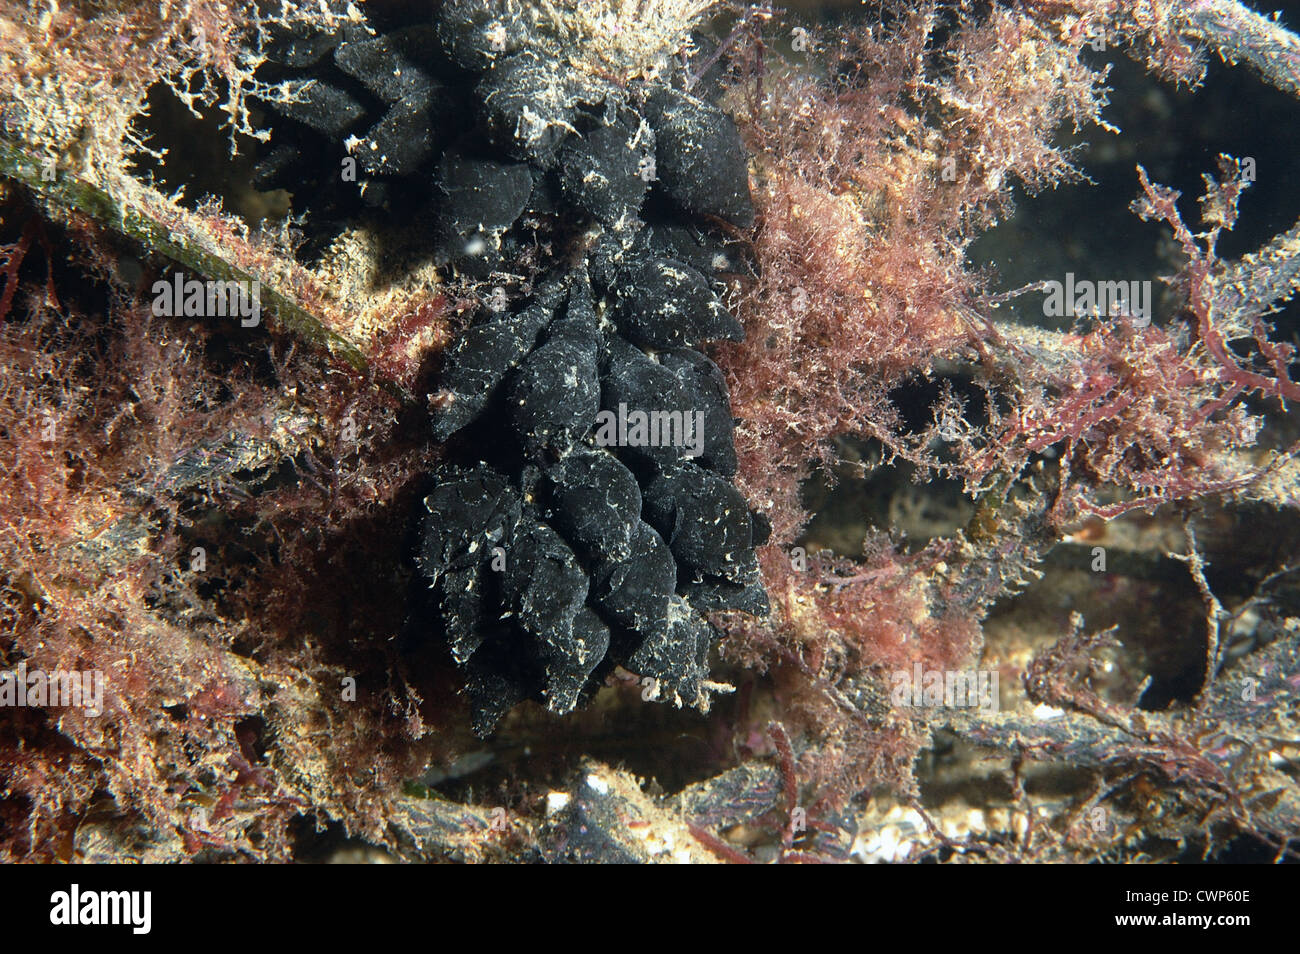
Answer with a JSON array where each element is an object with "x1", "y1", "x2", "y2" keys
[{"x1": 253, "y1": 1, "x2": 768, "y2": 734}]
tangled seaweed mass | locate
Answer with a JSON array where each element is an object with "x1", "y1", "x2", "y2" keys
[{"x1": 252, "y1": 2, "x2": 769, "y2": 733}]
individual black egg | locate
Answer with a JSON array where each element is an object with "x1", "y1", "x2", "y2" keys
[
  {"x1": 505, "y1": 333, "x2": 601, "y2": 461},
  {"x1": 659, "y1": 348, "x2": 738, "y2": 475},
  {"x1": 435, "y1": 0, "x2": 529, "y2": 72},
  {"x1": 557, "y1": 115, "x2": 655, "y2": 225},
  {"x1": 501, "y1": 513, "x2": 589, "y2": 646},
  {"x1": 462, "y1": 637, "x2": 534, "y2": 737},
  {"x1": 680, "y1": 575, "x2": 771, "y2": 617},
  {"x1": 270, "y1": 80, "x2": 367, "y2": 135},
  {"x1": 642, "y1": 461, "x2": 754, "y2": 581},
  {"x1": 543, "y1": 447, "x2": 644, "y2": 564},
  {"x1": 589, "y1": 522, "x2": 677, "y2": 637},
  {"x1": 627, "y1": 597, "x2": 716, "y2": 707},
  {"x1": 642, "y1": 85, "x2": 754, "y2": 228},
  {"x1": 537, "y1": 606, "x2": 611, "y2": 715},
  {"x1": 609, "y1": 255, "x2": 743, "y2": 348},
  {"x1": 430, "y1": 283, "x2": 563, "y2": 441},
  {"x1": 356, "y1": 96, "x2": 438, "y2": 177},
  {"x1": 334, "y1": 26, "x2": 440, "y2": 102},
  {"x1": 416, "y1": 463, "x2": 523, "y2": 579},
  {"x1": 437, "y1": 563, "x2": 492, "y2": 665},
  {"x1": 646, "y1": 221, "x2": 753, "y2": 283},
  {"x1": 434, "y1": 149, "x2": 537, "y2": 264},
  {"x1": 599, "y1": 337, "x2": 702, "y2": 469},
  {"x1": 264, "y1": 25, "x2": 340, "y2": 69},
  {"x1": 477, "y1": 53, "x2": 604, "y2": 169}
]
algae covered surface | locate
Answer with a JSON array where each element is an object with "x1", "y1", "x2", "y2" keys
[{"x1": 0, "y1": 0, "x2": 1298, "y2": 864}]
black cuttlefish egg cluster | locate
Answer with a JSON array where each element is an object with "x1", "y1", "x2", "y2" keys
[{"x1": 253, "y1": 1, "x2": 769, "y2": 734}]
